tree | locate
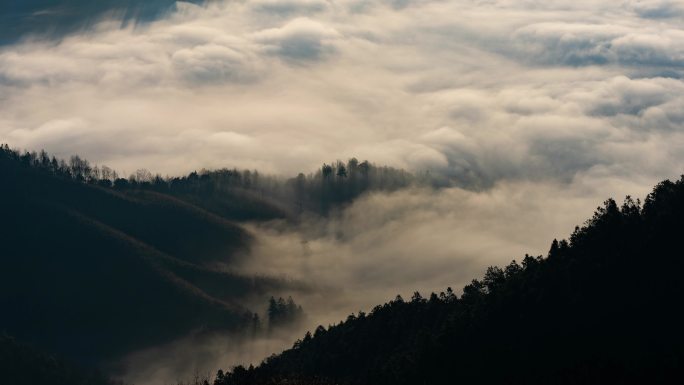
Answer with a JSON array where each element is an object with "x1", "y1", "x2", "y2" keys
[
  {"x1": 359, "y1": 160, "x2": 370, "y2": 176},
  {"x1": 482, "y1": 266, "x2": 505, "y2": 292},
  {"x1": 347, "y1": 158, "x2": 359, "y2": 175},
  {"x1": 548, "y1": 239, "x2": 561, "y2": 258},
  {"x1": 100, "y1": 165, "x2": 113, "y2": 181},
  {"x1": 314, "y1": 325, "x2": 326, "y2": 338},
  {"x1": 267, "y1": 296, "x2": 278, "y2": 330},
  {"x1": 336, "y1": 162, "x2": 347, "y2": 178},
  {"x1": 322, "y1": 164, "x2": 333, "y2": 179},
  {"x1": 135, "y1": 168, "x2": 152, "y2": 183},
  {"x1": 69, "y1": 155, "x2": 91, "y2": 181},
  {"x1": 251, "y1": 313, "x2": 261, "y2": 337}
]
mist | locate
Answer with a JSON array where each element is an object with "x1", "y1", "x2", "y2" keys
[
  {"x1": 238, "y1": 171, "x2": 664, "y2": 327},
  {"x1": 114, "y1": 330, "x2": 297, "y2": 385},
  {"x1": 116, "y1": 170, "x2": 663, "y2": 384}
]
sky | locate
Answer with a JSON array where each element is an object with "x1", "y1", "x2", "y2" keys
[
  {"x1": 1, "y1": 0, "x2": 683, "y2": 184},
  {"x1": 2, "y1": 1, "x2": 684, "y2": 382}
]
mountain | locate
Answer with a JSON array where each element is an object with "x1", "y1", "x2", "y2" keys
[
  {"x1": 0, "y1": 335, "x2": 113, "y2": 385},
  {"x1": 113, "y1": 159, "x2": 417, "y2": 218},
  {"x1": 0, "y1": 145, "x2": 418, "y2": 366},
  {"x1": 213, "y1": 177, "x2": 684, "y2": 385},
  {"x1": 0, "y1": 146, "x2": 291, "y2": 363}
]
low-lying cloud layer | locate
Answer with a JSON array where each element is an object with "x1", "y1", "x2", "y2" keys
[
  {"x1": 1, "y1": 0, "x2": 683, "y2": 186},
  {"x1": 239, "y1": 174, "x2": 656, "y2": 319},
  {"x1": 119, "y1": 175, "x2": 659, "y2": 385}
]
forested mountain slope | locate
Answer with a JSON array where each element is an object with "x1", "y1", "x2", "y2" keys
[
  {"x1": 0, "y1": 335, "x2": 113, "y2": 385},
  {"x1": 214, "y1": 177, "x2": 684, "y2": 385},
  {"x1": 0, "y1": 146, "x2": 287, "y2": 362},
  {"x1": 0, "y1": 144, "x2": 419, "y2": 365},
  {"x1": 112, "y1": 158, "x2": 417, "y2": 218}
]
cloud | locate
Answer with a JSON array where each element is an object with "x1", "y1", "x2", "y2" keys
[
  {"x1": 115, "y1": 331, "x2": 300, "y2": 385},
  {"x1": 629, "y1": 0, "x2": 684, "y2": 19},
  {"x1": 0, "y1": 0, "x2": 683, "y2": 190},
  {"x1": 5, "y1": 118, "x2": 91, "y2": 147},
  {"x1": 252, "y1": 17, "x2": 340, "y2": 61},
  {"x1": 112, "y1": 170, "x2": 673, "y2": 384},
  {"x1": 511, "y1": 22, "x2": 684, "y2": 68},
  {"x1": 512, "y1": 23, "x2": 624, "y2": 66},
  {"x1": 235, "y1": 174, "x2": 659, "y2": 327},
  {"x1": 171, "y1": 43, "x2": 258, "y2": 83},
  {"x1": 0, "y1": 0, "x2": 189, "y2": 45},
  {"x1": 250, "y1": 0, "x2": 329, "y2": 15},
  {"x1": 580, "y1": 76, "x2": 677, "y2": 116}
]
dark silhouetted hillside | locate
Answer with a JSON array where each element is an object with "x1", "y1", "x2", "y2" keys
[
  {"x1": 116, "y1": 158, "x2": 420, "y2": 217},
  {"x1": 0, "y1": 146, "x2": 294, "y2": 363},
  {"x1": 0, "y1": 334, "x2": 113, "y2": 385},
  {"x1": 0, "y1": 144, "x2": 416, "y2": 368},
  {"x1": 213, "y1": 177, "x2": 684, "y2": 385}
]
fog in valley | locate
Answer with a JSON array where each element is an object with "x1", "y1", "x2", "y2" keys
[
  {"x1": 2, "y1": 0, "x2": 684, "y2": 384},
  {"x1": 116, "y1": 175, "x2": 659, "y2": 384}
]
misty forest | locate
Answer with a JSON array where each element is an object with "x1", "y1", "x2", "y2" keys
[
  {"x1": 2, "y1": 0, "x2": 684, "y2": 384},
  {"x1": 3, "y1": 142, "x2": 684, "y2": 384}
]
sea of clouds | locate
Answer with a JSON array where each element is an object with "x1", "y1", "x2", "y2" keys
[
  {"x1": 2, "y1": 1, "x2": 684, "y2": 383},
  {"x1": 1, "y1": 0, "x2": 682, "y2": 182}
]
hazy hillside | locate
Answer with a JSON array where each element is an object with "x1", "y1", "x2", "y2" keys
[
  {"x1": 0, "y1": 335, "x2": 113, "y2": 385},
  {"x1": 0, "y1": 145, "x2": 419, "y2": 367},
  {"x1": 0, "y1": 146, "x2": 292, "y2": 363},
  {"x1": 113, "y1": 159, "x2": 419, "y2": 218},
  {"x1": 11, "y1": 143, "x2": 683, "y2": 385},
  {"x1": 213, "y1": 177, "x2": 684, "y2": 385}
]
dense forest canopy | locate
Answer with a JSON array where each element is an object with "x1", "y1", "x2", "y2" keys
[{"x1": 0, "y1": 144, "x2": 424, "y2": 218}]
